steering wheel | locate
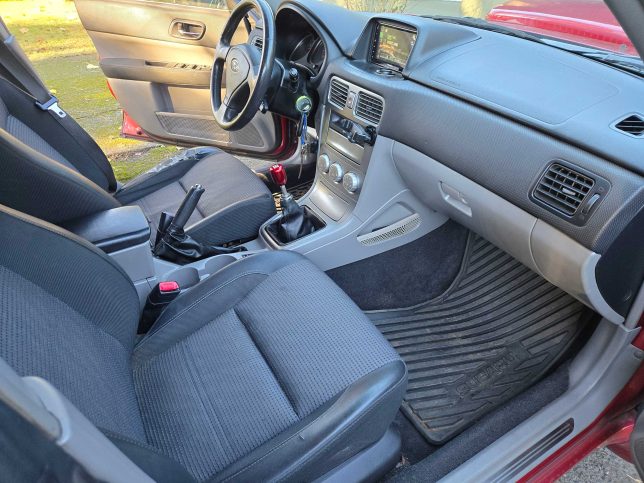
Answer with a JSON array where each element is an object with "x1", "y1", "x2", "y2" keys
[{"x1": 210, "y1": 0, "x2": 276, "y2": 131}]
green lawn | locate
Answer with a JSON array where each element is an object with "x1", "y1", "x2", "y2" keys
[{"x1": 2, "y1": 0, "x2": 179, "y2": 182}]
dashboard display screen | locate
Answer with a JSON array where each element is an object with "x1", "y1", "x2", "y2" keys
[{"x1": 374, "y1": 23, "x2": 417, "y2": 69}]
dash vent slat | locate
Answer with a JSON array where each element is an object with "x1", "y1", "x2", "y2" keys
[
  {"x1": 533, "y1": 163, "x2": 595, "y2": 216},
  {"x1": 614, "y1": 114, "x2": 644, "y2": 137},
  {"x1": 355, "y1": 91, "x2": 384, "y2": 125},
  {"x1": 329, "y1": 78, "x2": 349, "y2": 108}
]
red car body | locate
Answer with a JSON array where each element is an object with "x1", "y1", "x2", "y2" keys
[{"x1": 486, "y1": 0, "x2": 637, "y2": 56}]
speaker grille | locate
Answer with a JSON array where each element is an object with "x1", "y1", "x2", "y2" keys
[{"x1": 357, "y1": 214, "x2": 421, "y2": 246}]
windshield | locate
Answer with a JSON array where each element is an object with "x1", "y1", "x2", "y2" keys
[{"x1": 321, "y1": 0, "x2": 640, "y2": 59}]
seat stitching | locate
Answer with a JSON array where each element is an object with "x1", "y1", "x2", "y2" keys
[
  {"x1": 134, "y1": 271, "x2": 268, "y2": 356},
  {"x1": 233, "y1": 307, "x2": 300, "y2": 419},
  {"x1": 218, "y1": 361, "x2": 406, "y2": 482},
  {"x1": 181, "y1": 341, "x2": 236, "y2": 461}
]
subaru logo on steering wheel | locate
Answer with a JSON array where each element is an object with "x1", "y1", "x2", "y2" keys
[{"x1": 230, "y1": 58, "x2": 240, "y2": 73}]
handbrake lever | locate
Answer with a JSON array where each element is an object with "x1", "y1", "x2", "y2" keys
[{"x1": 169, "y1": 184, "x2": 204, "y2": 230}]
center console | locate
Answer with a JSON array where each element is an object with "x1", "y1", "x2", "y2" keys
[{"x1": 304, "y1": 77, "x2": 383, "y2": 222}]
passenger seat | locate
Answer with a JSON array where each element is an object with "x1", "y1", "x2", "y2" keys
[{"x1": 0, "y1": 204, "x2": 407, "y2": 482}]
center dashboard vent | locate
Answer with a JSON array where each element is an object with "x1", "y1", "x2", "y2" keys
[
  {"x1": 613, "y1": 114, "x2": 644, "y2": 137},
  {"x1": 329, "y1": 78, "x2": 349, "y2": 108},
  {"x1": 355, "y1": 91, "x2": 384, "y2": 125}
]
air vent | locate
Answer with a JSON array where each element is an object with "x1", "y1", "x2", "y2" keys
[
  {"x1": 329, "y1": 78, "x2": 349, "y2": 108},
  {"x1": 614, "y1": 114, "x2": 644, "y2": 137},
  {"x1": 252, "y1": 36, "x2": 263, "y2": 50},
  {"x1": 533, "y1": 163, "x2": 595, "y2": 216},
  {"x1": 355, "y1": 91, "x2": 384, "y2": 125}
]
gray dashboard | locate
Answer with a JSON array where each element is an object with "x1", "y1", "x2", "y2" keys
[
  {"x1": 268, "y1": 0, "x2": 643, "y2": 319},
  {"x1": 275, "y1": 0, "x2": 643, "y2": 253}
]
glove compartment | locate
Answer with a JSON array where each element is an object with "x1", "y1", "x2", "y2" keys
[{"x1": 392, "y1": 141, "x2": 623, "y2": 324}]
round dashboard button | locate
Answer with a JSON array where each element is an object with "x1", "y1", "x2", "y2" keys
[
  {"x1": 329, "y1": 163, "x2": 344, "y2": 182},
  {"x1": 317, "y1": 154, "x2": 330, "y2": 173},
  {"x1": 342, "y1": 172, "x2": 361, "y2": 193}
]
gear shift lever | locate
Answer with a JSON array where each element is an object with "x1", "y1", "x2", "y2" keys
[
  {"x1": 270, "y1": 164, "x2": 296, "y2": 211},
  {"x1": 267, "y1": 164, "x2": 316, "y2": 243}
]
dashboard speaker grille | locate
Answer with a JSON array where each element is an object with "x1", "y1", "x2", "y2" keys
[
  {"x1": 614, "y1": 114, "x2": 644, "y2": 137},
  {"x1": 329, "y1": 78, "x2": 349, "y2": 108},
  {"x1": 355, "y1": 91, "x2": 384, "y2": 125},
  {"x1": 533, "y1": 163, "x2": 594, "y2": 216}
]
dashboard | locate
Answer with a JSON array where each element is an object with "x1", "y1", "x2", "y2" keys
[{"x1": 268, "y1": 0, "x2": 643, "y2": 323}]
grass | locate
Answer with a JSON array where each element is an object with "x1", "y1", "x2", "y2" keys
[{"x1": 2, "y1": 0, "x2": 179, "y2": 182}]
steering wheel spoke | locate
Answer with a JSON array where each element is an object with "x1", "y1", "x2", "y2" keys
[
  {"x1": 210, "y1": 0, "x2": 275, "y2": 131},
  {"x1": 215, "y1": 43, "x2": 230, "y2": 61}
]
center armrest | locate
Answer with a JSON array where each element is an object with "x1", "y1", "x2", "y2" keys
[{"x1": 63, "y1": 206, "x2": 150, "y2": 254}]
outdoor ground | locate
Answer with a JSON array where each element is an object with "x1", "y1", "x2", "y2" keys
[
  {"x1": 2, "y1": 0, "x2": 179, "y2": 182},
  {"x1": 1, "y1": 1, "x2": 641, "y2": 481}
]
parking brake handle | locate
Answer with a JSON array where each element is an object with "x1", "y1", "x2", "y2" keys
[{"x1": 169, "y1": 184, "x2": 204, "y2": 231}]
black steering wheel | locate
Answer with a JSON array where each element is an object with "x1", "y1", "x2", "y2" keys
[{"x1": 210, "y1": 0, "x2": 276, "y2": 131}]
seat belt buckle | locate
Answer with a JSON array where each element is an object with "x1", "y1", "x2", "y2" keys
[
  {"x1": 35, "y1": 95, "x2": 67, "y2": 119},
  {"x1": 138, "y1": 281, "x2": 181, "y2": 334}
]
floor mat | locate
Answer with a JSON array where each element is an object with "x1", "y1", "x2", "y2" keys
[{"x1": 370, "y1": 234, "x2": 587, "y2": 444}]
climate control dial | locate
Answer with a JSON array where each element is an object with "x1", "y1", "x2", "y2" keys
[
  {"x1": 317, "y1": 154, "x2": 330, "y2": 173},
  {"x1": 328, "y1": 163, "x2": 344, "y2": 182},
  {"x1": 342, "y1": 172, "x2": 362, "y2": 193}
]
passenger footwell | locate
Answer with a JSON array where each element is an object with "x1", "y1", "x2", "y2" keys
[{"x1": 370, "y1": 234, "x2": 588, "y2": 444}]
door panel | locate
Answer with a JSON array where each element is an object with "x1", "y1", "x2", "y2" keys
[{"x1": 74, "y1": 0, "x2": 283, "y2": 155}]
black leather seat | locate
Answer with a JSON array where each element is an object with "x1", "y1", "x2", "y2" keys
[
  {"x1": 0, "y1": 78, "x2": 275, "y2": 246},
  {"x1": 0, "y1": 204, "x2": 407, "y2": 482}
]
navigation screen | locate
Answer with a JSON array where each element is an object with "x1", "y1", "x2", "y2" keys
[{"x1": 375, "y1": 23, "x2": 417, "y2": 69}]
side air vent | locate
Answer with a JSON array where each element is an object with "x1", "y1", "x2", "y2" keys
[
  {"x1": 534, "y1": 163, "x2": 594, "y2": 216},
  {"x1": 329, "y1": 78, "x2": 349, "y2": 108},
  {"x1": 355, "y1": 91, "x2": 384, "y2": 125},
  {"x1": 531, "y1": 161, "x2": 610, "y2": 225},
  {"x1": 252, "y1": 36, "x2": 263, "y2": 50},
  {"x1": 613, "y1": 114, "x2": 644, "y2": 137}
]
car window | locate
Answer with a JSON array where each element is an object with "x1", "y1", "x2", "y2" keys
[{"x1": 319, "y1": 0, "x2": 639, "y2": 58}]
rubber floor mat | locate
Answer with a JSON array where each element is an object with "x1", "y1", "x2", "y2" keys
[{"x1": 370, "y1": 234, "x2": 588, "y2": 444}]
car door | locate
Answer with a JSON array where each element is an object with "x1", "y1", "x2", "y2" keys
[{"x1": 74, "y1": 0, "x2": 293, "y2": 158}]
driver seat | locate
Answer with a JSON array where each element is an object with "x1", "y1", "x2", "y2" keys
[{"x1": 0, "y1": 77, "x2": 276, "y2": 246}]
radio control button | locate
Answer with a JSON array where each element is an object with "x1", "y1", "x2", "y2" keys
[
  {"x1": 329, "y1": 163, "x2": 344, "y2": 182},
  {"x1": 342, "y1": 172, "x2": 361, "y2": 193}
]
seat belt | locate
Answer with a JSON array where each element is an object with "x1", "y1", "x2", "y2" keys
[
  {"x1": 0, "y1": 18, "x2": 66, "y2": 118},
  {"x1": 0, "y1": 17, "x2": 118, "y2": 192}
]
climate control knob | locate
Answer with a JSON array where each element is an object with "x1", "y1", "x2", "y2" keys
[
  {"x1": 342, "y1": 172, "x2": 362, "y2": 193},
  {"x1": 328, "y1": 163, "x2": 344, "y2": 182},
  {"x1": 317, "y1": 154, "x2": 330, "y2": 173}
]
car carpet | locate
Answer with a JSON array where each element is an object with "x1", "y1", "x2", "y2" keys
[{"x1": 369, "y1": 232, "x2": 590, "y2": 444}]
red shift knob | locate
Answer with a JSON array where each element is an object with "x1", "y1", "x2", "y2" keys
[{"x1": 270, "y1": 164, "x2": 287, "y2": 186}]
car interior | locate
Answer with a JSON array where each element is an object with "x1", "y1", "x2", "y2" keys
[{"x1": 0, "y1": 0, "x2": 642, "y2": 481}]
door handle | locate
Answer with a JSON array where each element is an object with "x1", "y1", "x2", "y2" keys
[{"x1": 170, "y1": 19, "x2": 205, "y2": 40}]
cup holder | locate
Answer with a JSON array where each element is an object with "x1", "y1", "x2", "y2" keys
[
  {"x1": 162, "y1": 266, "x2": 200, "y2": 289},
  {"x1": 203, "y1": 254, "x2": 237, "y2": 275}
]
